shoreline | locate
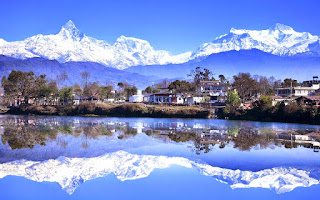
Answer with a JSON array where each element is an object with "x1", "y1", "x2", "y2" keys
[
  {"x1": 3, "y1": 103, "x2": 320, "y2": 126},
  {"x1": 4, "y1": 102, "x2": 211, "y2": 119}
]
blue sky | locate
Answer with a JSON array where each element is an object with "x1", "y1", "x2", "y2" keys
[{"x1": 1, "y1": 0, "x2": 320, "y2": 54}]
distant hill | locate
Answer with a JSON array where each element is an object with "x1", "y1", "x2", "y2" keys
[
  {"x1": 0, "y1": 56, "x2": 159, "y2": 89},
  {"x1": 125, "y1": 49, "x2": 320, "y2": 81}
]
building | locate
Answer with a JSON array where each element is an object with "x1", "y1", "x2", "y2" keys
[
  {"x1": 276, "y1": 76, "x2": 320, "y2": 97},
  {"x1": 296, "y1": 96, "x2": 320, "y2": 106},
  {"x1": 271, "y1": 96, "x2": 297, "y2": 106},
  {"x1": 198, "y1": 80, "x2": 226, "y2": 103},
  {"x1": 186, "y1": 96, "x2": 204, "y2": 105},
  {"x1": 150, "y1": 93, "x2": 184, "y2": 104},
  {"x1": 129, "y1": 90, "x2": 144, "y2": 103}
]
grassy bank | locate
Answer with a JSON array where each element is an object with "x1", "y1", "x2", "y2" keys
[
  {"x1": 5, "y1": 102, "x2": 210, "y2": 118},
  {"x1": 217, "y1": 103, "x2": 320, "y2": 125}
]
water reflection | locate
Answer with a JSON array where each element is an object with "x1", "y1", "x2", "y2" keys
[
  {"x1": 0, "y1": 151, "x2": 319, "y2": 195},
  {"x1": 1, "y1": 115, "x2": 320, "y2": 196},
  {"x1": 1, "y1": 116, "x2": 320, "y2": 153}
]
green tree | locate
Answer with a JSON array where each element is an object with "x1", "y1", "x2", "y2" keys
[
  {"x1": 258, "y1": 95, "x2": 273, "y2": 110},
  {"x1": 226, "y1": 91, "x2": 240, "y2": 106},
  {"x1": 144, "y1": 86, "x2": 153, "y2": 94},
  {"x1": 168, "y1": 80, "x2": 196, "y2": 94},
  {"x1": 1, "y1": 71, "x2": 36, "y2": 104},
  {"x1": 59, "y1": 87, "x2": 73, "y2": 104},
  {"x1": 232, "y1": 73, "x2": 259, "y2": 101},
  {"x1": 73, "y1": 83, "x2": 83, "y2": 96},
  {"x1": 282, "y1": 78, "x2": 299, "y2": 87},
  {"x1": 124, "y1": 86, "x2": 138, "y2": 100}
]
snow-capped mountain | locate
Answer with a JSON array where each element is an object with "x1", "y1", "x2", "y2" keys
[
  {"x1": 0, "y1": 20, "x2": 191, "y2": 69},
  {"x1": 191, "y1": 23, "x2": 320, "y2": 58},
  {"x1": 0, "y1": 22, "x2": 319, "y2": 70},
  {"x1": 0, "y1": 151, "x2": 318, "y2": 195}
]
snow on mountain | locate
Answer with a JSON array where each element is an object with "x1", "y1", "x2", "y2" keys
[
  {"x1": 0, "y1": 20, "x2": 191, "y2": 69},
  {"x1": 0, "y1": 151, "x2": 318, "y2": 195},
  {"x1": 0, "y1": 22, "x2": 319, "y2": 69},
  {"x1": 191, "y1": 23, "x2": 320, "y2": 59}
]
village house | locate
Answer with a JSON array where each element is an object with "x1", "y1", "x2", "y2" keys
[
  {"x1": 271, "y1": 95, "x2": 297, "y2": 106},
  {"x1": 129, "y1": 90, "x2": 144, "y2": 103},
  {"x1": 296, "y1": 96, "x2": 320, "y2": 106},
  {"x1": 186, "y1": 96, "x2": 204, "y2": 105},
  {"x1": 198, "y1": 80, "x2": 226, "y2": 104},
  {"x1": 276, "y1": 76, "x2": 320, "y2": 97},
  {"x1": 149, "y1": 93, "x2": 184, "y2": 104}
]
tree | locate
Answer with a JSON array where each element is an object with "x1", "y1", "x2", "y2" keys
[
  {"x1": 168, "y1": 80, "x2": 196, "y2": 94},
  {"x1": 232, "y1": 73, "x2": 259, "y2": 101},
  {"x1": 34, "y1": 75, "x2": 47, "y2": 99},
  {"x1": 56, "y1": 71, "x2": 68, "y2": 87},
  {"x1": 282, "y1": 78, "x2": 299, "y2": 87},
  {"x1": 59, "y1": 87, "x2": 73, "y2": 104},
  {"x1": 258, "y1": 95, "x2": 273, "y2": 110},
  {"x1": 218, "y1": 74, "x2": 227, "y2": 84},
  {"x1": 144, "y1": 86, "x2": 153, "y2": 94},
  {"x1": 103, "y1": 85, "x2": 114, "y2": 99},
  {"x1": 188, "y1": 67, "x2": 214, "y2": 86},
  {"x1": 73, "y1": 83, "x2": 83, "y2": 96},
  {"x1": 83, "y1": 82, "x2": 101, "y2": 98},
  {"x1": 226, "y1": 91, "x2": 240, "y2": 106},
  {"x1": 1, "y1": 71, "x2": 36, "y2": 104},
  {"x1": 124, "y1": 85, "x2": 138, "y2": 99},
  {"x1": 81, "y1": 71, "x2": 90, "y2": 88}
]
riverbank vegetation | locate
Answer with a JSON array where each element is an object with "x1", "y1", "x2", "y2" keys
[
  {"x1": 7, "y1": 102, "x2": 210, "y2": 118},
  {"x1": 218, "y1": 95, "x2": 320, "y2": 124}
]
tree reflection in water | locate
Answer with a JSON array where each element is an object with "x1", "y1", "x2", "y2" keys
[{"x1": 0, "y1": 117, "x2": 319, "y2": 153}]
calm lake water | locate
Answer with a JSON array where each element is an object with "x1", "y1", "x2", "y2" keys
[{"x1": 0, "y1": 115, "x2": 320, "y2": 199}]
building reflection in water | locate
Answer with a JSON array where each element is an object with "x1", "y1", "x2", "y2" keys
[{"x1": 0, "y1": 116, "x2": 319, "y2": 154}]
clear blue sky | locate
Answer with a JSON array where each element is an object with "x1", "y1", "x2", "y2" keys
[{"x1": 1, "y1": 0, "x2": 320, "y2": 54}]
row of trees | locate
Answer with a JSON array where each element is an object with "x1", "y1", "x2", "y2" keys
[
  {"x1": 1, "y1": 70, "x2": 139, "y2": 106},
  {"x1": 0, "y1": 67, "x2": 302, "y2": 106}
]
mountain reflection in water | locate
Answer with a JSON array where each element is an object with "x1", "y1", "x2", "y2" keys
[{"x1": 1, "y1": 115, "x2": 320, "y2": 197}]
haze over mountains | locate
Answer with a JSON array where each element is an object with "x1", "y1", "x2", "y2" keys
[{"x1": 1, "y1": 21, "x2": 320, "y2": 86}]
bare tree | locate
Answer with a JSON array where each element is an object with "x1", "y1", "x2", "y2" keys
[
  {"x1": 56, "y1": 71, "x2": 68, "y2": 87},
  {"x1": 81, "y1": 71, "x2": 90, "y2": 88}
]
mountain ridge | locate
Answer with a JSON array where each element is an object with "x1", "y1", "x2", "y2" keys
[{"x1": 0, "y1": 21, "x2": 319, "y2": 70}]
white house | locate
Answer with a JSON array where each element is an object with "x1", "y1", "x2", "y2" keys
[
  {"x1": 198, "y1": 80, "x2": 226, "y2": 103},
  {"x1": 129, "y1": 90, "x2": 144, "y2": 103},
  {"x1": 150, "y1": 93, "x2": 184, "y2": 104},
  {"x1": 276, "y1": 77, "x2": 320, "y2": 97},
  {"x1": 186, "y1": 96, "x2": 204, "y2": 105}
]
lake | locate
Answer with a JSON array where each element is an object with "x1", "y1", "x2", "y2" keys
[{"x1": 0, "y1": 115, "x2": 320, "y2": 199}]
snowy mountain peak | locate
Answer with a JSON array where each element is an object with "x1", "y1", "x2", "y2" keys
[
  {"x1": 269, "y1": 23, "x2": 294, "y2": 33},
  {"x1": 0, "y1": 22, "x2": 319, "y2": 69},
  {"x1": 58, "y1": 20, "x2": 84, "y2": 40},
  {"x1": 191, "y1": 23, "x2": 320, "y2": 58}
]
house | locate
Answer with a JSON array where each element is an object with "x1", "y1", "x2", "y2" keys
[
  {"x1": 142, "y1": 94, "x2": 152, "y2": 103},
  {"x1": 73, "y1": 95, "x2": 98, "y2": 105},
  {"x1": 129, "y1": 90, "x2": 145, "y2": 103},
  {"x1": 198, "y1": 80, "x2": 226, "y2": 103},
  {"x1": 271, "y1": 96, "x2": 297, "y2": 106},
  {"x1": 150, "y1": 93, "x2": 184, "y2": 104},
  {"x1": 296, "y1": 96, "x2": 320, "y2": 106},
  {"x1": 103, "y1": 98, "x2": 115, "y2": 103},
  {"x1": 276, "y1": 77, "x2": 320, "y2": 97},
  {"x1": 186, "y1": 96, "x2": 204, "y2": 105},
  {"x1": 129, "y1": 95, "x2": 144, "y2": 102}
]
